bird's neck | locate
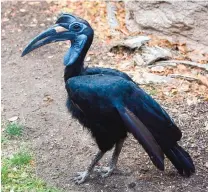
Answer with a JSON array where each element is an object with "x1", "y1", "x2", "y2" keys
[
  {"x1": 64, "y1": 34, "x2": 92, "y2": 82},
  {"x1": 64, "y1": 58, "x2": 85, "y2": 82}
]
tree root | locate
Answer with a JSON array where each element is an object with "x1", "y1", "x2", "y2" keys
[
  {"x1": 168, "y1": 74, "x2": 208, "y2": 87},
  {"x1": 152, "y1": 60, "x2": 208, "y2": 71}
]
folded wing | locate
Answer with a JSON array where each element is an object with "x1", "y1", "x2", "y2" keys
[{"x1": 116, "y1": 106, "x2": 164, "y2": 170}]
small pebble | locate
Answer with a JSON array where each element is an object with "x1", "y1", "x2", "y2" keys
[
  {"x1": 85, "y1": 57, "x2": 91, "y2": 62},
  {"x1": 20, "y1": 9, "x2": 26, "y2": 13},
  {"x1": 128, "y1": 182, "x2": 136, "y2": 188}
]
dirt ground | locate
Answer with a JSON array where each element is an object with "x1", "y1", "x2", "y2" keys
[{"x1": 1, "y1": 2, "x2": 208, "y2": 192}]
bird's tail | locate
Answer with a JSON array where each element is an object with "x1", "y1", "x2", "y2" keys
[{"x1": 164, "y1": 144, "x2": 195, "y2": 177}]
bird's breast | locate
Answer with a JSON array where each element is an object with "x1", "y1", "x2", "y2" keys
[{"x1": 65, "y1": 75, "x2": 134, "y2": 116}]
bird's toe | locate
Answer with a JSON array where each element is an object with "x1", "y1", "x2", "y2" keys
[
  {"x1": 73, "y1": 171, "x2": 88, "y2": 184},
  {"x1": 94, "y1": 166, "x2": 114, "y2": 177}
]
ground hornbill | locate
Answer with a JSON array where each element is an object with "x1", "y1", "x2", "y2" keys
[{"x1": 22, "y1": 13, "x2": 195, "y2": 184}]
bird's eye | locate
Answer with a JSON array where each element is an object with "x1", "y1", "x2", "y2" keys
[{"x1": 72, "y1": 24, "x2": 81, "y2": 31}]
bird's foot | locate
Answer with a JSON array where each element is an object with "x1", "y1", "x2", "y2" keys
[
  {"x1": 73, "y1": 171, "x2": 89, "y2": 184},
  {"x1": 94, "y1": 166, "x2": 114, "y2": 178}
]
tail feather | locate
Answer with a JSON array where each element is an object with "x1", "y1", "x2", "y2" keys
[
  {"x1": 165, "y1": 148, "x2": 184, "y2": 175},
  {"x1": 164, "y1": 144, "x2": 195, "y2": 177}
]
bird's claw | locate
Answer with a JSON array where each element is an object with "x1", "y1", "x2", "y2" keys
[
  {"x1": 94, "y1": 166, "x2": 114, "y2": 178},
  {"x1": 73, "y1": 171, "x2": 88, "y2": 184}
]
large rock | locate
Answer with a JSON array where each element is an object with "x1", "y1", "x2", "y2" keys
[{"x1": 125, "y1": 1, "x2": 208, "y2": 53}]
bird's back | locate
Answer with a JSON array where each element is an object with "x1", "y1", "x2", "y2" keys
[{"x1": 66, "y1": 74, "x2": 133, "y2": 111}]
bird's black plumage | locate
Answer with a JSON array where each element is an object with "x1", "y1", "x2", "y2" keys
[{"x1": 22, "y1": 13, "x2": 195, "y2": 183}]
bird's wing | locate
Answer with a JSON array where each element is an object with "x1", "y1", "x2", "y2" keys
[
  {"x1": 82, "y1": 67, "x2": 133, "y2": 82},
  {"x1": 127, "y1": 86, "x2": 182, "y2": 145},
  {"x1": 116, "y1": 106, "x2": 164, "y2": 170}
]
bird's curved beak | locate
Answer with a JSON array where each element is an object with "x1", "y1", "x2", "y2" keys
[{"x1": 21, "y1": 24, "x2": 74, "y2": 57}]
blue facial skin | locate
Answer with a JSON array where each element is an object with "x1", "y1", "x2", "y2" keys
[{"x1": 22, "y1": 13, "x2": 195, "y2": 177}]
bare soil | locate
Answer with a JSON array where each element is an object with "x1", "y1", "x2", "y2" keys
[{"x1": 2, "y1": 2, "x2": 208, "y2": 192}]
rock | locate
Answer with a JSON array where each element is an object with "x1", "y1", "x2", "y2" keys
[
  {"x1": 133, "y1": 54, "x2": 145, "y2": 66},
  {"x1": 110, "y1": 36, "x2": 150, "y2": 50},
  {"x1": 142, "y1": 46, "x2": 172, "y2": 65},
  {"x1": 133, "y1": 72, "x2": 173, "y2": 84},
  {"x1": 119, "y1": 61, "x2": 134, "y2": 70},
  {"x1": 40, "y1": 23, "x2": 45, "y2": 27},
  {"x1": 8, "y1": 116, "x2": 18, "y2": 122},
  {"x1": 125, "y1": 1, "x2": 208, "y2": 53},
  {"x1": 150, "y1": 66, "x2": 165, "y2": 72}
]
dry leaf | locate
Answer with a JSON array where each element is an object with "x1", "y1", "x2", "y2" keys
[
  {"x1": 148, "y1": 36, "x2": 173, "y2": 48},
  {"x1": 198, "y1": 75, "x2": 208, "y2": 87},
  {"x1": 177, "y1": 43, "x2": 188, "y2": 54},
  {"x1": 178, "y1": 84, "x2": 190, "y2": 92},
  {"x1": 30, "y1": 160, "x2": 35, "y2": 167},
  {"x1": 43, "y1": 95, "x2": 53, "y2": 104},
  {"x1": 171, "y1": 89, "x2": 178, "y2": 95},
  {"x1": 177, "y1": 64, "x2": 188, "y2": 72}
]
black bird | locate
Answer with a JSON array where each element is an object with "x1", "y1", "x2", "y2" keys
[{"x1": 22, "y1": 14, "x2": 195, "y2": 184}]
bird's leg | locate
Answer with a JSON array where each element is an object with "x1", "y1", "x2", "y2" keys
[
  {"x1": 95, "y1": 139, "x2": 124, "y2": 178},
  {"x1": 74, "y1": 150, "x2": 104, "y2": 184}
]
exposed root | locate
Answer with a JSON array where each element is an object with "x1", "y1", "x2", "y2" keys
[
  {"x1": 168, "y1": 74, "x2": 208, "y2": 87},
  {"x1": 154, "y1": 60, "x2": 208, "y2": 71}
]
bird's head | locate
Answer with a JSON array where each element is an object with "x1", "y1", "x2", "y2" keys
[{"x1": 22, "y1": 13, "x2": 94, "y2": 66}]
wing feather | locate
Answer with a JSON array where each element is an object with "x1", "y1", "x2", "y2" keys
[{"x1": 116, "y1": 106, "x2": 164, "y2": 170}]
